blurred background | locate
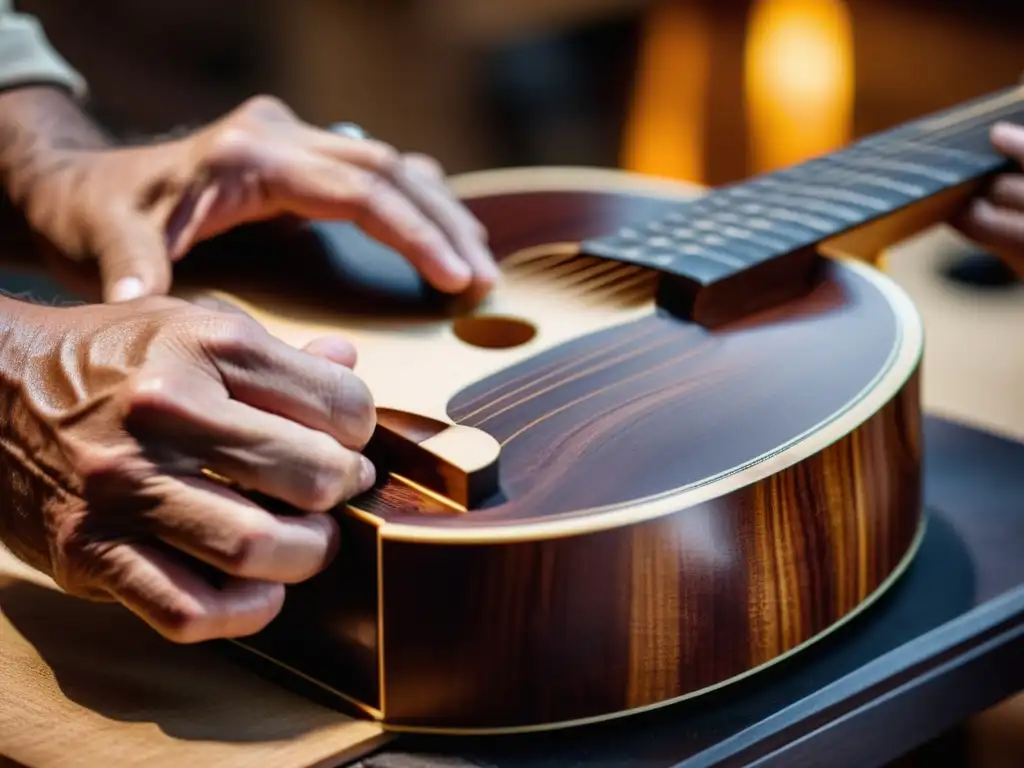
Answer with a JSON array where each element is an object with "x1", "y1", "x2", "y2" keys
[
  {"x1": 12, "y1": 1, "x2": 1024, "y2": 765},
  {"x1": 17, "y1": 0, "x2": 1024, "y2": 187}
]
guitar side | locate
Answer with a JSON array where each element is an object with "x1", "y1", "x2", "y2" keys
[{"x1": 188, "y1": 167, "x2": 926, "y2": 733}]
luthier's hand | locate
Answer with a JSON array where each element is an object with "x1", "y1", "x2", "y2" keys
[
  {"x1": 0, "y1": 88, "x2": 498, "y2": 303},
  {"x1": 0, "y1": 293, "x2": 376, "y2": 642},
  {"x1": 953, "y1": 122, "x2": 1024, "y2": 274}
]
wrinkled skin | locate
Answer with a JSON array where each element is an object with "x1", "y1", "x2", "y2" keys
[
  {"x1": 0, "y1": 294, "x2": 375, "y2": 643},
  {"x1": 15, "y1": 92, "x2": 499, "y2": 304},
  {"x1": 0, "y1": 88, "x2": 500, "y2": 644}
]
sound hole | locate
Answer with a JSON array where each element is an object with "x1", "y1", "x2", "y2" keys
[{"x1": 452, "y1": 315, "x2": 537, "y2": 349}]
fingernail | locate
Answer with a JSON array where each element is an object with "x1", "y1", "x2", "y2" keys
[
  {"x1": 110, "y1": 276, "x2": 144, "y2": 302},
  {"x1": 447, "y1": 253, "x2": 473, "y2": 281},
  {"x1": 359, "y1": 456, "x2": 377, "y2": 488}
]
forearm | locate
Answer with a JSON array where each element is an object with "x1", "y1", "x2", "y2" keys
[{"x1": 0, "y1": 86, "x2": 111, "y2": 208}]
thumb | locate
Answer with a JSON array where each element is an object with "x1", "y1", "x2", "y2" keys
[{"x1": 97, "y1": 218, "x2": 173, "y2": 302}]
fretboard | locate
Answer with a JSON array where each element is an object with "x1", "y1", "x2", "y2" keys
[{"x1": 580, "y1": 84, "x2": 1024, "y2": 326}]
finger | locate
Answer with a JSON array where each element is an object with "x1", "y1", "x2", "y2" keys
[
  {"x1": 312, "y1": 136, "x2": 498, "y2": 295},
  {"x1": 952, "y1": 198, "x2": 1024, "y2": 274},
  {"x1": 201, "y1": 323, "x2": 377, "y2": 450},
  {"x1": 395, "y1": 154, "x2": 499, "y2": 299},
  {"x1": 232, "y1": 136, "x2": 476, "y2": 293},
  {"x1": 987, "y1": 173, "x2": 1024, "y2": 211},
  {"x1": 143, "y1": 476, "x2": 341, "y2": 583},
  {"x1": 282, "y1": 154, "x2": 475, "y2": 293},
  {"x1": 93, "y1": 540, "x2": 286, "y2": 643},
  {"x1": 191, "y1": 294, "x2": 360, "y2": 368},
  {"x1": 302, "y1": 336, "x2": 358, "y2": 368},
  {"x1": 403, "y1": 152, "x2": 446, "y2": 182},
  {"x1": 991, "y1": 121, "x2": 1024, "y2": 162},
  {"x1": 127, "y1": 374, "x2": 375, "y2": 511},
  {"x1": 403, "y1": 153, "x2": 489, "y2": 244},
  {"x1": 95, "y1": 215, "x2": 173, "y2": 302}
]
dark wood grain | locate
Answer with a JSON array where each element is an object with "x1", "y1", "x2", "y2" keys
[
  {"x1": 354, "y1": 416, "x2": 1024, "y2": 767},
  {"x1": 221, "y1": 186, "x2": 924, "y2": 732},
  {"x1": 377, "y1": 376, "x2": 919, "y2": 729}
]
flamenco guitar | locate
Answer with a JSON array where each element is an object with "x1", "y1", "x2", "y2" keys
[{"x1": 179, "y1": 84, "x2": 1024, "y2": 734}]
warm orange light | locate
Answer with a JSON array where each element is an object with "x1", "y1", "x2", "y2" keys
[
  {"x1": 620, "y1": 1, "x2": 710, "y2": 183},
  {"x1": 744, "y1": 0, "x2": 854, "y2": 173}
]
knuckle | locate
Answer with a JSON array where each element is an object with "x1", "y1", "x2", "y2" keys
[
  {"x1": 344, "y1": 169, "x2": 385, "y2": 210},
  {"x1": 329, "y1": 370, "x2": 376, "y2": 449},
  {"x1": 366, "y1": 141, "x2": 402, "y2": 172},
  {"x1": 300, "y1": 435, "x2": 356, "y2": 511},
  {"x1": 201, "y1": 314, "x2": 265, "y2": 360},
  {"x1": 220, "y1": 523, "x2": 277, "y2": 577},
  {"x1": 405, "y1": 151, "x2": 445, "y2": 178},
  {"x1": 205, "y1": 125, "x2": 259, "y2": 165},
  {"x1": 238, "y1": 93, "x2": 293, "y2": 121},
  {"x1": 72, "y1": 444, "x2": 138, "y2": 490},
  {"x1": 157, "y1": 597, "x2": 209, "y2": 644},
  {"x1": 124, "y1": 372, "x2": 183, "y2": 418}
]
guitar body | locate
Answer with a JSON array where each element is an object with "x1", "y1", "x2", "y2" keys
[{"x1": 183, "y1": 166, "x2": 926, "y2": 734}]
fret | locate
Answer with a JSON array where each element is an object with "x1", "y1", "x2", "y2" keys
[
  {"x1": 847, "y1": 131, "x2": 999, "y2": 175},
  {"x1": 838, "y1": 152, "x2": 962, "y2": 185},
  {"x1": 806, "y1": 155, "x2": 932, "y2": 197},
  {"x1": 699, "y1": 200, "x2": 815, "y2": 249},
  {"x1": 856, "y1": 134, "x2": 995, "y2": 167},
  {"x1": 727, "y1": 183, "x2": 865, "y2": 224},
  {"x1": 577, "y1": 83, "x2": 1024, "y2": 327},
  {"x1": 779, "y1": 159, "x2": 918, "y2": 207},
  {"x1": 757, "y1": 174, "x2": 891, "y2": 213}
]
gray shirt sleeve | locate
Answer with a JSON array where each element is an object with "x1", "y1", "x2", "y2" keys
[{"x1": 0, "y1": 0, "x2": 86, "y2": 99}]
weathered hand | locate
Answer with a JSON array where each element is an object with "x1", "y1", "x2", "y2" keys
[
  {"x1": 0, "y1": 294, "x2": 376, "y2": 642},
  {"x1": 952, "y1": 121, "x2": 1024, "y2": 274},
  {"x1": 18, "y1": 94, "x2": 498, "y2": 303}
]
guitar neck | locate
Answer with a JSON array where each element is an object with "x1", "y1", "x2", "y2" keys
[{"x1": 580, "y1": 84, "x2": 1024, "y2": 327}]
